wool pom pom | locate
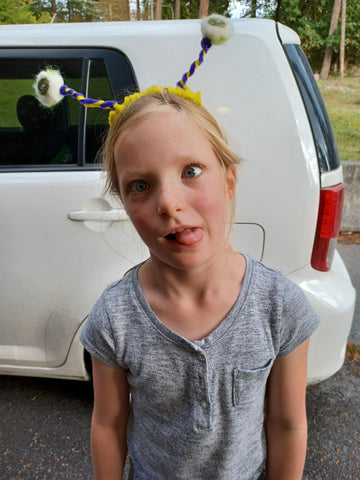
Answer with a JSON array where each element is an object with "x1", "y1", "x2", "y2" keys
[
  {"x1": 33, "y1": 68, "x2": 64, "y2": 107},
  {"x1": 201, "y1": 14, "x2": 233, "y2": 45}
]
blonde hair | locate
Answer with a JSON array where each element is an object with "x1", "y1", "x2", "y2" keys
[{"x1": 102, "y1": 89, "x2": 241, "y2": 200}]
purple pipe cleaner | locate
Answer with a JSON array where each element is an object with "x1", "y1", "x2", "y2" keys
[{"x1": 177, "y1": 37, "x2": 212, "y2": 89}]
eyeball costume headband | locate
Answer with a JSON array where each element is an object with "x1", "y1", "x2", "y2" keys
[{"x1": 33, "y1": 14, "x2": 233, "y2": 126}]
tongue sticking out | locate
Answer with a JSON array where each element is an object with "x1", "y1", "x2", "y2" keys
[{"x1": 174, "y1": 228, "x2": 203, "y2": 246}]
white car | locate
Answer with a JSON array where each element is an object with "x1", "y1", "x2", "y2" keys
[{"x1": 0, "y1": 18, "x2": 355, "y2": 383}]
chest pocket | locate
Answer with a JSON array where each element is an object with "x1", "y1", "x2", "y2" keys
[{"x1": 232, "y1": 357, "x2": 274, "y2": 408}]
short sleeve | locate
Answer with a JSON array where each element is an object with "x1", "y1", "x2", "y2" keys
[
  {"x1": 80, "y1": 294, "x2": 120, "y2": 368},
  {"x1": 278, "y1": 279, "x2": 319, "y2": 358}
]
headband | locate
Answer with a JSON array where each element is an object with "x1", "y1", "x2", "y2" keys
[{"x1": 33, "y1": 14, "x2": 233, "y2": 126}]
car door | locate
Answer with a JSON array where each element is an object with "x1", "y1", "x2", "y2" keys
[{"x1": 0, "y1": 49, "x2": 148, "y2": 371}]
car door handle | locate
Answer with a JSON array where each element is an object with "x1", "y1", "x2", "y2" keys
[{"x1": 68, "y1": 209, "x2": 129, "y2": 222}]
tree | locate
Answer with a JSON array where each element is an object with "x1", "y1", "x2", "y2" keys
[
  {"x1": 30, "y1": 0, "x2": 100, "y2": 22},
  {"x1": 0, "y1": 0, "x2": 50, "y2": 23},
  {"x1": 62, "y1": 0, "x2": 100, "y2": 21},
  {"x1": 266, "y1": 0, "x2": 360, "y2": 72},
  {"x1": 320, "y1": 0, "x2": 341, "y2": 79},
  {"x1": 199, "y1": 0, "x2": 209, "y2": 18},
  {"x1": 242, "y1": 0, "x2": 273, "y2": 17},
  {"x1": 339, "y1": 0, "x2": 346, "y2": 77},
  {"x1": 261, "y1": 0, "x2": 360, "y2": 71},
  {"x1": 155, "y1": 0, "x2": 162, "y2": 19},
  {"x1": 341, "y1": 0, "x2": 360, "y2": 67},
  {"x1": 178, "y1": 0, "x2": 230, "y2": 19},
  {"x1": 174, "y1": 0, "x2": 180, "y2": 19}
]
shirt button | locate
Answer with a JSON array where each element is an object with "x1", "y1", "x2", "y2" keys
[
  {"x1": 200, "y1": 399, "x2": 209, "y2": 409},
  {"x1": 197, "y1": 352, "x2": 206, "y2": 362}
]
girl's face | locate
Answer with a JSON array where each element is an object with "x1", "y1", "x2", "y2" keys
[{"x1": 114, "y1": 111, "x2": 236, "y2": 272}]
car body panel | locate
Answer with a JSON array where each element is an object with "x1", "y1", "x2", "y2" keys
[
  {"x1": 0, "y1": 171, "x2": 148, "y2": 369},
  {"x1": 0, "y1": 19, "x2": 355, "y2": 382},
  {"x1": 290, "y1": 250, "x2": 356, "y2": 383}
]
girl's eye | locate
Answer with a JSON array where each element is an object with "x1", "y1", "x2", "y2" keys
[
  {"x1": 130, "y1": 180, "x2": 149, "y2": 193},
  {"x1": 183, "y1": 165, "x2": 202, "y2": 179}
]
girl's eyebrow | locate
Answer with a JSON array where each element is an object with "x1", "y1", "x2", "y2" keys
[{"x1": 119, "y1": 167, "x2": 151, "y2": 179}]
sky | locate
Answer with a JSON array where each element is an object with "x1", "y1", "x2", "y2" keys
[{"x1": 229, "y1": 1, "x2": 247, "y2": 18}]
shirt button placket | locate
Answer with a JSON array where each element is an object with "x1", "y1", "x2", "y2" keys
[
  {"x1": 197, "y1": 351, "x2": 206, "y2": 362},
  {"x1": 195, "y1": 349, "x2": 211, "y2": 430}
]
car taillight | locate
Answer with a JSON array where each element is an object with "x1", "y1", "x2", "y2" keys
[{"x1": 311, "y1": 183, "x2": 344, "y2": 272}]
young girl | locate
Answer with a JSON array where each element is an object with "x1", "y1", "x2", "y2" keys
[
  {"x1": 33, "y1": 15, "x2": 319, "y2": 479},
  {"x1": 79, "y1": 88, "x2": 319, "y2": 480}
]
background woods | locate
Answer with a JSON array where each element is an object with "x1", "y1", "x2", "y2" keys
[{"x1": 1, "y1": 0, "x2": 360, "y2": 73}]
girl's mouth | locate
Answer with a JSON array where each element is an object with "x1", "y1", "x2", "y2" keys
[{"x1": 164, "y1": 227, "x2": 203, "y2": 246}]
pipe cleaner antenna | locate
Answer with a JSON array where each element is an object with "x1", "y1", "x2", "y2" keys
[
  {"x1": 177, "y1": 14, "x2": 233, "y2": 89},
  {"x1": 33, "y1": 14, "x2": 233, "y2": 125}
]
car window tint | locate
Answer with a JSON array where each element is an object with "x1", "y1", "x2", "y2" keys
[
  {"x1": 0, "y1": 58, "x2": 81, "y2": 168},
  {"x1": 0, "y1": 49, "x2": 137, "y2": 170},
  {"x1": 283, "y1": 43, "x2": 341, "y2": 173},
  {"x1": 85, "y1": 59, "x2": 113, "y2": 165}
]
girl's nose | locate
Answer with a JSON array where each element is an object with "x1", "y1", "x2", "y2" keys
[{"x1": 156, "y1": 185, "x2": 183, "y2": 217}]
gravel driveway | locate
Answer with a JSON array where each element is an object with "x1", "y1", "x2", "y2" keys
[{"x1": 303, "y1": 239, "x2": 360, "y2": 480}]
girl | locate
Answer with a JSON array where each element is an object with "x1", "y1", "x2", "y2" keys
[
  {"x1": 80, "y1": 89, "x2": 319, "y2": 480},
  {"x1": 33, "y1": 15, "x2": 319, "y2": 479}
]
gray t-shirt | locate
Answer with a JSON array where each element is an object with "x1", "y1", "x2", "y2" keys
[{"x1": 81, "y1": 255, "x2": 319, "y2": 480}]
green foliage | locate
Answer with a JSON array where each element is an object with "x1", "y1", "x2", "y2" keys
[
  {"x1": 31, "y1": 0, "x2": 231, "y2": 22},
  {"x1": 242, "y1": 0, "x2": 273, "y2": 17},
  {"x1": 97, "y1": 0, "x2": 139, "y2": 21},
  {"x1": 141, "y1": 0, "x2": 231, "y2": 20},
  {"x1": 326, "y1": 0, "x2": 360, "y2": 66},
  {"x1": 3, "y1": 0, "x2": 360, "y2": 71},
  {"x1": 258, "y1": 0, "x2": 360, "y2": 70},
  {"x1": 181, "y1": 0, "x2": 231, "y2": 19},
  {"x1": 56, "y1": 0, "x2": 100, "y2": 22},
  {"x1": 0, "y1": 0, "x2": 50, "y2": 24}
]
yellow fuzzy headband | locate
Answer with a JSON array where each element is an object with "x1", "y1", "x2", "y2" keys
[{"x1": 33, "y1": 14, "x2": 233, "y2": 126}]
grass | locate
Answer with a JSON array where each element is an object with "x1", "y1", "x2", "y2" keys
[
  {"x1": 346, "y1": 342, "x2": 360, "y2": 362},
  {"x1": 0, "y1": 79, "x2": 34, "y2": 128},
  {"x1": 317, "y1": 76, "x2": 360, "y2": 161},
  {"x1": 0, "y1": 76, "x2": 112, "y2": 129}
]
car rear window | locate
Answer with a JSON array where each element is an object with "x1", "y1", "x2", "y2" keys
[
  {"x1": 0, "y1": 48, "x2": 137, "y2": 171},
  {"x1": 283, "y1": 42, "x2": 341, "y2": 173}
]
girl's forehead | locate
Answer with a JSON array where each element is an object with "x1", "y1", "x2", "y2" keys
[
  {"x1": 115, "y1": 110, "x2": 210, "y2": 154},
  {"x1": 113, "y1": 111, "x2": 222, "y2": 179},
  {"x1": 121, "y1": 111, "x2": 190, "y2": 137}
]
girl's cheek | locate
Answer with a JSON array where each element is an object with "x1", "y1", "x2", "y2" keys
[
  {"x1": 194, "y1": 194, "x2": 225, "y2": 215},
  {"x1": 127, "y1": 207, "x2": 152, "y2": 232}
]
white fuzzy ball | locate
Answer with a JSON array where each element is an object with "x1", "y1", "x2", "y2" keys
[
  {"x1": 201, "y1": 14, "x2": 233, "y2": 45},
  {"x1": 33, "y1": 68, "x2": 64, "y2": 107}
]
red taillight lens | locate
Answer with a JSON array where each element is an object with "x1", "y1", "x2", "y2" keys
[{"x1": 311, "y1": 183, "x2": 344, "y2": 272}]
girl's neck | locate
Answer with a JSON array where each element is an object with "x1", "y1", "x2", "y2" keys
[
  {"x1": 137, "y1": 247, "x2": 246, "y2": 342},
  {"x1": 139, "y1": 246, "x2": 244, "y2": 302}
]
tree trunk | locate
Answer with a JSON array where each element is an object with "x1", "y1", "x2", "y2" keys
[
  {"x1": 155, "y1": 0, "x2": 162, "y2": 19},
  {"x1": 67, "y1": 0, "x2": 72, "y2": 21},
  {"x1": 340, "y1": 0, "x2": 346, "y2": 78},
  {"x1": 123, "y1": 0, "x2": 131, "y2": 20},
  {"x1": 320, "y1": 0, "x2": 342, "y2": 79},
  {"x1": 136, "y1": 0, "x2": 141, "y2": 20},
  {"x1": 51, "y1": 0, "x2": 56, "y2": 16},
  {"x1": 251, "y1": 0, "x2": 257, "y2": 18},
  {"x1": 51, "y1": 0, "x2": 57, "y2": 23},
  {"x1": 174, "y1": 0, "x2": 180, "y2": 19},
  {"x1": 199, "y1": 0, "x2": 209, "y2": 18}
]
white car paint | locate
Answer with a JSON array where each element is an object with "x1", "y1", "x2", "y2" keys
[{"x1": 0, "y1": 18, "x2": 355, "y2": 382}]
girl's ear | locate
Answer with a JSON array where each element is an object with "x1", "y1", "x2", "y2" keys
[{"x1": 225, "y1": 166, "x2": 237, "y2": 201}]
